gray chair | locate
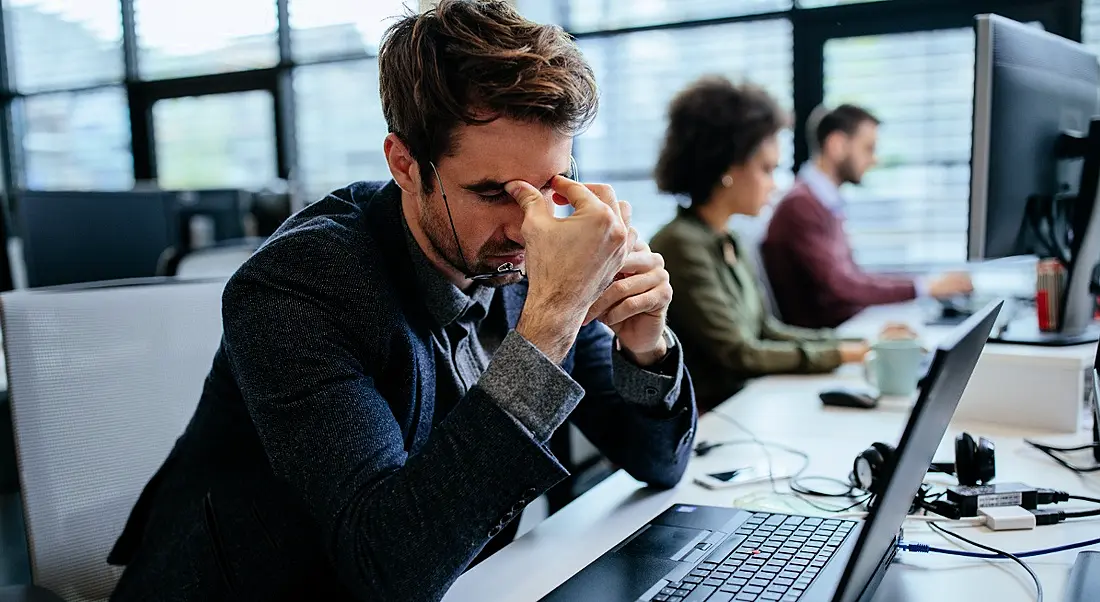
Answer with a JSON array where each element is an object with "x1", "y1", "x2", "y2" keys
[
  {"x1": 0, "y1": 279, "x2": 227, "y2": 601},
  {"x1": 158, "y1": 237, "x2": 264, "y2": 279}
]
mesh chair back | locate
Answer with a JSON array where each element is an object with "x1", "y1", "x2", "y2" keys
[{"x1": 0, "y1": 279, "x2": 226, "y2": 601}]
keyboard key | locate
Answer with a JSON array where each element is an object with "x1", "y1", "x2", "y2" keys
[
  {"x1": 734, "y1": 571, "x2": 756, "y2": 580},
  {"x1": 749, "y1": 579, "x2": 772, "y2": 588},
  {"x1": 704, "y1": 578, "x2": 724, "y2": 587},
  {"x1": 680, "y1": 585, "x2": 716, "y2": 602},
  {"x1": 689, "y1": 570, "x2": 709, "y2": 578},
  {"x1": 713, "y1": 570, "x2": 733, "y2": 580},
  {"x1": 781, "y1": 595, "x2": 801, "y2": 602},
  {"x1": 779, "y1": 570, "x2": 802, "y2": 580},
  {"x1": 725, "y1": 577, "x2": 748, "y2": 587},
  {"x1": 790, "y1": 559, "x2": 810, "y2": 566},
  {"x1": 783, "y1": 516, "x2": 804, "y2": 526},
  {"x1": 761, "y1": 593, "x2": 783, "y2": 601},
  {"x1": 683, "y1": 576, "x2": 703, "y2": 584},
  {"x1": 774, "y1": 553, "x2": 793, "y2": 561},
  {"x1": 742, "y1": 585, "x2": 765, "y2": 595},
  {"x1": 699, "y1": 561, "x2": 719, "y2": 570},
  {"x1": 735, "y1": 594, "x2": 758, "y2": 601},
  {"x1": 765, "y1": 515, "x2": 786, "y2": 526},
  {"x1": 653, "y1": 595, "x2": 670, "y2": 602},
  {"x1": 660, "y1": 587, "x2": 678, "y2": 596},
  {"x1": 707, "y1": 593, "x2": 735, "y2": 602}
]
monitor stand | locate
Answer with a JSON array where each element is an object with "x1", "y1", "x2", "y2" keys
[{"x1": 990, "y1": 318, "x2": 1100, "y2": 346}]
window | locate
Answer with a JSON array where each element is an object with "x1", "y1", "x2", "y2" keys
[
  {"x1": 18, "y1": 87, "x2": 134, "y2": 190},
  {"x1": 134, "y1": 0, "x2": 277, "y2": 79},
  {"x1": 153, "y1": 91, "x2": 277, "y2": 189},
  {"x1": 4, "y1": 0, "x2": 124, "y2": 92},
  {"x1": 289, "y1": 0, "x2": 415, "y2": 63},
  {"x1": 1084, "y1": 0, "x2": 1100, "y2": 53},
  {"x1": 567, "y1": 0, "x2": 790, "y2": 32},
  {"x1": 824, "y1": 28, "x2": 974, "y2": 268},
  {"x1": 576, "y1": 19, "x2": 795, "y2": 242},
  {"x1": 293, "y1": 61, "x2": 391, "y2": 202},
  {"x1": 798, "y1": 0, "x2": 888, "y2": 7}
]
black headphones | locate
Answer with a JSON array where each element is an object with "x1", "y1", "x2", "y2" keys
[{"x1": 852, "y1": 433, "x2": 996, "y2": 496}]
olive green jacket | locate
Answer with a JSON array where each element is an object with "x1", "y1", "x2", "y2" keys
[{"x1": 651, "y1": 212, "x2": 842, "y2": 409}]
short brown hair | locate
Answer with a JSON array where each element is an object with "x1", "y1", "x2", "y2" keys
[
  {"x1": 378, "y1": 0, "x2": 599, "y2": 193},
  {"x1": 812, "y1": 103, "x2": 880, "y2": 153},
  {"x1": 655, "y1": 76, "x2": 787, "y2": 206}
]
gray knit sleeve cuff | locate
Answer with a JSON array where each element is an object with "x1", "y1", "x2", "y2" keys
[
  {"x1": 611, "y1": 331, "x2": 683, "y2": 412},
  {"x1": 479, "y1": 331, "x2": 584, "y2": 444}
]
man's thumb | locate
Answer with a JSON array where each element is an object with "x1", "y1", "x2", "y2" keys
[{"x1": 506, "y1": 180, "x2": 550, "y2": 216}]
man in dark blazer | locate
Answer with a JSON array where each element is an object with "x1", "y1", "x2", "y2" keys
[
  {"x1": 761, "y1": 104, "x2": 974, "y2": 329},
  {"x1": 106, "y1": 2, "x2": 696, "y2": 601}
]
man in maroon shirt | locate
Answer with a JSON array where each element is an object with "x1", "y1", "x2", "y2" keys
[{"x1": 761, "y1": 104, "x2": 973, "y2": 329}]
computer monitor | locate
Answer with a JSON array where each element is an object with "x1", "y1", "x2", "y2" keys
[
  {"x1": 969, "y1": 14, "x2": 1100, "y2": 346},
  {"x1": 18, "y1": 190, "x2": 174, "y2": 288},
  {"x1": 168, "y1": 189, "x2": 251, "y2": 251}
]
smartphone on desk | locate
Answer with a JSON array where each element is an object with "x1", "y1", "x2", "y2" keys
[{"x1": 693, "y1": 462, "x2": 796, "y2": 490}]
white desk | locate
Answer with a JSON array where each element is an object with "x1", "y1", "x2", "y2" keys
[
  {"x1": 843, "y1": 302, "x2": 1095, "y2": 433},
  {"x1": 443, "y1": 305, "x2": 1100, "y2": 602}
]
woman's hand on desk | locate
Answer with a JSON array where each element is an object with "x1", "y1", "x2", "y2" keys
[
  {"x1": 838, "y1": 341, "x2": 870, "y2": 364},
  {"x1": 880, "y1": 322, "x2": 918, "y2": 341}
]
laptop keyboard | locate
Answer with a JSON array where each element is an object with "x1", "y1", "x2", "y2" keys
[{"x1": 650, "y1": 513, "x2": 856, "y2": 602}]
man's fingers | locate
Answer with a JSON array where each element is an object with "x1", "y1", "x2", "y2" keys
[
  {"x1": 618, "y1": 200, "x2": 633, "y2": 229},
  {"x1": 599, "y1": 284, "x2": 672, "y2": 326},
  {"x1": 585, "y1": 270, "x2": 667, "y2": 325},
  {"x1": 549, "y1": 176, "x2": 604, "y2": 212},
  {"x1": 506, "y1": 180, "x2": 551, "y2": 217},
  {"x1": 619, "y1": 248, "x2": 662, "y2": 275},
  {"x1": 582, "y1": 183, "x2": 622, "y2": 222}
]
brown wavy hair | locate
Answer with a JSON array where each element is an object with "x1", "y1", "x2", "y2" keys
[
  {"x1": 655, "y1": 76, "x2": 787, "y2": 207},
  {"x1": 379, "y1": 0, "x2": 599, "y2": 193}
]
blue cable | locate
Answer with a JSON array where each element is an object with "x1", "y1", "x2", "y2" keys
[{"x1": 899, "y1": 536, "x2": 1100, "y2": 559}]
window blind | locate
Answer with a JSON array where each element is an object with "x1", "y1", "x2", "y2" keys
[
  {"x1": 1084, "y1": 0, "x2": 1100, "y2": 54},
  {"x1": 566, "y1": 0, "x2": 789, "y2": 32},
  {"x1": 294, "y1": 60, "x2": 392, "y2": 203},
  {"x1": 823, "y1": 28, "x2": 974, "y2": 269},
  {"x1": 4, "y1": 0, "x2": 123, "y2": 92},
  {"x1": 576, "y1": 19, "x2": 795, "y2": 242}
]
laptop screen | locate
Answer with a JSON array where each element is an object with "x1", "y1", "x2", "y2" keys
[{"x1": 833, "y1": 302, "x2": 1002, "y2": 602}]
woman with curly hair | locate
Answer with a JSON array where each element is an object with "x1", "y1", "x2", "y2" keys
[{"x1": 650, "y1": 76, "x2": 868, "y2": 411}]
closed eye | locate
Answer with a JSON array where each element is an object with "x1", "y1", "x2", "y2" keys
[
  {"x1": 478, "y1": 191, "x2": 513, "y2": 204},
  {"x1": 479, "y1": 184, "x2": 553, "y2": 204}
]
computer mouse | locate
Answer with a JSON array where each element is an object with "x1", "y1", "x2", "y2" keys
[{"x1": 819, "y1": 387, "x2": 880, "y2": 409}]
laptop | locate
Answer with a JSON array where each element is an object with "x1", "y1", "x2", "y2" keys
[{"x1": 540, "y1": 300, "x2": 1004, "y2": 602}]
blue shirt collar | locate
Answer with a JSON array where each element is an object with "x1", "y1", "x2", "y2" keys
[{"x1": 798, "y1": 162, "x2": 845, "y2": 217}]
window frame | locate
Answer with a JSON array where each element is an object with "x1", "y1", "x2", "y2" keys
[{"x1": 0, "y1": 0, "x2": 1086, "y2": 268}]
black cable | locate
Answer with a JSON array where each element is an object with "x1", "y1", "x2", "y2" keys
[
  {"x1": 927, "y1": 522, "x2": 1043, "y2": 602},
  {"x1": 708, "y1": 411, "x2": 871, "y2": 513},
  {"x1": 1025, "y1": 440, "x2": 1100, "y2": 473}
]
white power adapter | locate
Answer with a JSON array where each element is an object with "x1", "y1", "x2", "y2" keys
[{"x1": 979, "y1": 506, "x2": 1037, "y2": 531}]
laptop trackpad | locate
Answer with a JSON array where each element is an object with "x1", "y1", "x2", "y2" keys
[{"x1": 619, "y1": 525, "x2": 707, "y2": 559}]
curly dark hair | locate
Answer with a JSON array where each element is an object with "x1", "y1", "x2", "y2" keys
[
  {"x1": 655, "y1": 76, "x2": 787, "y2": 206},
  {"x1": 379, "y1": 0, "x2": 599, "y2": 194}
]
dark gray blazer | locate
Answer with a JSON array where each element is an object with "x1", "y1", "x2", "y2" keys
[{"x1": 107, "y1": 181, "x2": 698, "y2": 602}]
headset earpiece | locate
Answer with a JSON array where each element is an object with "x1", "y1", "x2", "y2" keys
[
  {"x1": 853, "y1": 442, "x2": 896, "y2": 496},
  {"x1": 953, "y1": 432, "x2": 996, "y2": 486}
]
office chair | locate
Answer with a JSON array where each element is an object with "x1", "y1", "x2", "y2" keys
[
  {"x1": 157, "y1": 237, "x2": 264, "y2": 278},
  {"x1": 0, "y1": 279, "x2": 227, "y2": 601}
]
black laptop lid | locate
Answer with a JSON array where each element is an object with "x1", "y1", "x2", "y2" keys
[{"x1": 832, "y1": 300, "x2": 1004, "y2": 602}]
